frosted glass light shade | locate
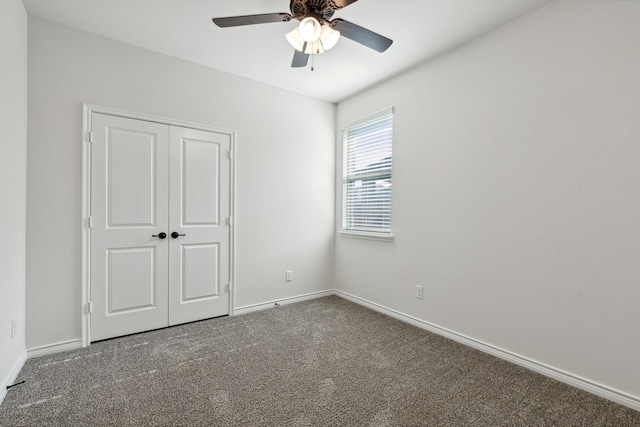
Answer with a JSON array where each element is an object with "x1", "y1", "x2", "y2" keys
[
  {"x1": 304, "y1": 40, "x2": 324, "y2": 54},
  {"x1": 285, "y1": 27, "x2": 305, "y2": 51},
  {"x1": 320, "y1": 25, "x2": 340, "y2": 50},
  {"x1": 299, "y1": 17, "x2": 321, "y2": 42}
]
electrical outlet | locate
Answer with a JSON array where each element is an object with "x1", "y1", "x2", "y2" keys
[
  {"x1": 11, "y1": 319, "x2": 16, "y2": 339},
  {"x1": 285, "y1": 270, "x2": 293, "y2": 282},
  {"x1": 416, "y1": 286, "x2": 424, "y2": 300}
]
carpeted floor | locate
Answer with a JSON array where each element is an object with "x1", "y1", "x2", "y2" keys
[{"x1": 1, "y1": 296, "x2": 638, "y2": 426}]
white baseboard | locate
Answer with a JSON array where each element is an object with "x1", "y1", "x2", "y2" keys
[
  {"x1": 27, "y1": 339, "x2": 83, "y2": 359},
  {"x1": 233, "y1": 290, "x2": 334, "y2": 316},
  {"x1": 335, "y1": 290, "x2": 640, "y2": 412},
  {"x1": 0, "y1": 351, "x2": 27, "y2": 405},
  {"x1": 26, "y1": 293, "x2": 330, "y2": 356}
]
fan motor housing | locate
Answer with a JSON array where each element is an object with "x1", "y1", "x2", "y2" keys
[{"x1": 290, "y1": 0, "x2": 336, "y2": 21}]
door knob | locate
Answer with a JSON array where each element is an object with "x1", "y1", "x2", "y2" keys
[
  {"x1": 152, "y1": 232, "x2": 167, "y2": 239},
  {"x1": 171, "y1": 232, "x2": 186, "y2": 238}
]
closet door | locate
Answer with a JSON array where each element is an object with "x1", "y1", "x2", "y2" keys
[
  {"x1": 90, "y1": 113, "x2": 170, "y2": 341},
  {"x1": 89, "y1": 113, "x2": 232, "y2": 341},
  {"x1": 168, "y1": 126, "x2": 231, "y2": 325}
]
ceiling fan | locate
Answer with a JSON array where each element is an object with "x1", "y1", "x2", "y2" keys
[{"x1": 212, "y1": 0, "x2": 393, "y2": 68}]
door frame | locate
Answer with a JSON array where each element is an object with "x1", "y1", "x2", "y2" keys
[{"x1": 81, "y1": 104, "x2": 236, "y2": 347}]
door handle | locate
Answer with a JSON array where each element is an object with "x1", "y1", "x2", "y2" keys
[
  {"x1": 152, "y1": 232, "x2": 167, "y2": 239},
  {"x1": 171, "y1": 232, "x2": 186, "y2": 239}
]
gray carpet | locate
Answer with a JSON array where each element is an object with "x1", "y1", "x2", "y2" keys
[{"x1": 1, "y1": 296, "x2": 638, "y2": 426}]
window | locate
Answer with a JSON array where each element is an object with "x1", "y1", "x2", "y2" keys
[{"x1": 341, "y1": 107, "x2": 394, "y2": 240}]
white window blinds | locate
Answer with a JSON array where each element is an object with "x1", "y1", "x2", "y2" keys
[{"x1": 342, "y1": 107, "x2": 393, "y2": 234}]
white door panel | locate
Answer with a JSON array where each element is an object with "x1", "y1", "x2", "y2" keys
[
  {"x1": 181, "y1": 243, "x2": 219, "y2": 301},
  {"x1": 182, "y1": 137, "x2": 221, "y2": 225},
  {"x1": 169, "y1": 126, "x2": 230, "y2": 325},
  {"x1": 107, "y1": 247, "x2": 158, "y2": 313},
  {"x1": 90, "y1": 113, "x2": 169, "y2": 341},
  {"x1": 106, "y1": 128, "x2": 158, "y2": 227}
]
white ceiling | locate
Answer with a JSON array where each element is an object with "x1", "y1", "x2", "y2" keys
[{"x1": 22, "y1": 0, "x2": 552, "y2": 103}]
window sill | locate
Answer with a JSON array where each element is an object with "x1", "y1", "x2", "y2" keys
[{"x1": 338, "y1": 230, "x2": 394, "y2": 242}]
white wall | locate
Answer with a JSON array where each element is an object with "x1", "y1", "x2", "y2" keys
[
  {"x1": 336, "y1": 1, "x2": 640, "y2": 403},
  {"x1": 0, "y1": 0, "x2": 28, "y2": 398},
  {"x1": 27, "y1": 17, "x2": 335, "y2": 350}
]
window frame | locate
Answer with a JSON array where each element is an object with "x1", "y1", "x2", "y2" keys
[{"x1": 339, "y1": 107, "x2": 394, "y2": 242}]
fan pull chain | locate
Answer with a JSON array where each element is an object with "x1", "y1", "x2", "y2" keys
[{"x1": 311, "y1": 39, "x2": 326, "y2": 72}]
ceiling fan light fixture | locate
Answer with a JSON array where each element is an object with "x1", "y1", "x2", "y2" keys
[
  {"x1": 285, "y1": 27, "x2": 305, "y2": 51},
  {"x1": 304, "y1": 40, "x2": 325, "y2": 55},
  {"x1": 213, "y1": 0, "x2": 394, "y2": 69},
  {"x1": 288, "y1": 23, "x2": 340, "y2": 55},
  {"x1": 320, "y1": 25, "x2": 340, "y2": 51},
  {"x1": 299, "y1": 17, "x2": 322, "y2": 42}
]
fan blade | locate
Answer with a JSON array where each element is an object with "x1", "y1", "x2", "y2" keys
[
  {"x1": 332, "y1": 18, "x2": 393, "y2": 53},
  {"x1": 212, "y1": 13, "x2": 292, "y2": 28},
  {"x1": 330, "y1": 0, "x2": 359, "y2": 9},
  {"x1": 291, "y1": 45, "x2": 309, "y2": 68}
]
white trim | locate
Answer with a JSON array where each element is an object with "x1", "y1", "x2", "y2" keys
[
  {"x1": 81, "y1": 103, "x2": 236, "y2": 346},
  {"x1": 334, "y1": 290, "x2": 640, "y2": 412},
  {"x1": 229, "y1": 134, "x2": 237, "y2": 317},
  {"x1": 82, "y1": 104, "x2": 236, "y2": 135},
  {"x1": 27, "y1": 339, "x2": 83, "y2": 359},
  {"x1": 338, "y1": 230, "x2": 394, "y2": 242},
  {"x1": 0, "y1": 351, "x2": 27, "y2": 405},
  {"x1": 81, "y1": 104, "x2": 91, "y2": 347},
  {"x1": 233, "y1": 290, "x2": 334, "y2": 316}
]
